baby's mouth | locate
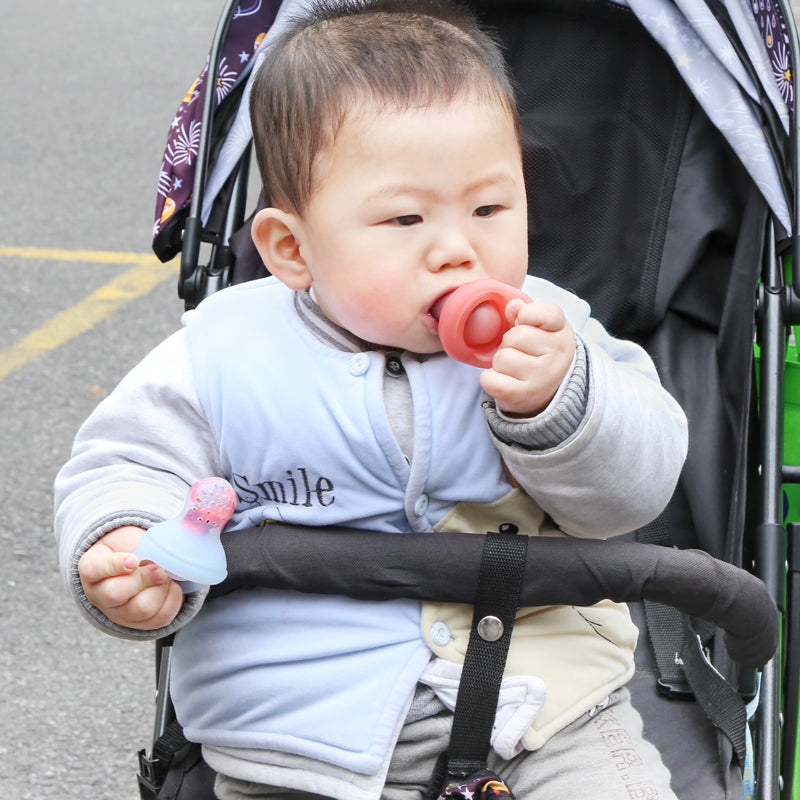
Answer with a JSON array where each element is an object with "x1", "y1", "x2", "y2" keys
[{"x1": 429, "y1": 291, "x2": 454, "y2": 322}]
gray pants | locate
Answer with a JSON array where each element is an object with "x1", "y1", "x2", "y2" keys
[{"x1": 216, "y1": 689, "x2": 676, "y2": 800}]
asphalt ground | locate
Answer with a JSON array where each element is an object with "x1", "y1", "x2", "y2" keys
[
  {"x1": 0, "y1": 2, "x2": 221, "y2": 798},
  {"x1": 3, "y1": 2, "x2": 800, "y2": 799}
]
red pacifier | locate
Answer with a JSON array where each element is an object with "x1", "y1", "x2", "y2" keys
[{"x1": 434, "y1": 278, "x2": 531, "y2": 368}]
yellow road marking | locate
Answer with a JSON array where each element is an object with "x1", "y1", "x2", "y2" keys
[
  {"x1": 0, "y1": 248, "x2": 176, "y2": 381},
  {"x1": 0, "y1": 246, "x2": 162, "y2": 265}
]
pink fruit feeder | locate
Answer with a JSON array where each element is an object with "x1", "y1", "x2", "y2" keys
[
  {"x1": 135, "y1": 477, "x2": 237, "y2": 586},
  {"x1": 436, "y1": 278, "x2": 530, "y2": 368}
]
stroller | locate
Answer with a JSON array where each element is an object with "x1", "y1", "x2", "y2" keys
[{"x1": 140, "y1": 0, "x2": 799, "y2": 798}]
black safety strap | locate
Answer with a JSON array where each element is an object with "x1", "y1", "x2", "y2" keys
[
  {"x1": 638, "y1": 514, "x2": 748, "y2": 764},
  {"x1": 427, "y1": 524, "x2": 528, "y2": 797},
  {"x1": 680, "y1": 619, "x2": 748, "y2": 765},
  {"x1": 138, "y1": 720, "x2": 191, "y2": 799},
  {"x1": 138, "y1": 719, "x2": 213, "y2": 800},
  {"x1": 638, "y1": 516, "x2": 690, "y2": 694}
]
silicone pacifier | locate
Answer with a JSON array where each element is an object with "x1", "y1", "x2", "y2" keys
[
  {"x1": 134, "y1": 477, "x2": 237, "y2": 585},
  {"x1": 436, "y1": 278, "x2": 530, "y2": 368}
]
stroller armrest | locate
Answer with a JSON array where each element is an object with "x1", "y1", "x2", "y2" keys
[{"x1": 210, "y1": 524, "x2": 778, "y2": 669}]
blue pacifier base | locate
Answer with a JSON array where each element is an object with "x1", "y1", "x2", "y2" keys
[{"x1": 135, "y1": 518, "x2": 228, "y2": 586}]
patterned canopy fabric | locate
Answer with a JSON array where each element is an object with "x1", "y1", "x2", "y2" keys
[
  {"x1": 153, "y1": 0, "x2": 283, "y2": 247},
  {"x1": 152, "y1": 0, "x2": 797, "y2": 255}
]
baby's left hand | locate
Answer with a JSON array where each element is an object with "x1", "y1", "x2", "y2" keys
[{"x1": 479, "y1": 299, "x2": 575, "y2": 417}]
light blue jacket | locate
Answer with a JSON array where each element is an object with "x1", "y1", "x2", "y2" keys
[
  {"x1": 172, "y1": 279, "x2": 518, "y2": 772},
  {"x1": 54, "y1": 276, "x2": 688, "y2": 779}
]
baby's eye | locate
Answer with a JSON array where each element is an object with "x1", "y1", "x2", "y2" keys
[
  {"x1": 474, "y1": 205, "x2": 501, "y2": 218},
  {"x1": 391, "y1": 214, "x2": 422, "y2": 226}
]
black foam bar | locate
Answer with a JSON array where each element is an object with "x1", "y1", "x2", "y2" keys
[{"x1": 212, "y1": 524, "x2": 778, "y2": 668}]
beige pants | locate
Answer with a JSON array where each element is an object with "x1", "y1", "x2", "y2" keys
[{"x1": 216, "y1": 688, "x2": 677, "y2": 800}]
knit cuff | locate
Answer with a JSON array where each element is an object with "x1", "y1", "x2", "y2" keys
[
  {"x1": 69, "y1": 512, "x2": 208, "y2": 641},
  {"x1": 482, "y1": 337, "x2": 589, "y2": 451}
]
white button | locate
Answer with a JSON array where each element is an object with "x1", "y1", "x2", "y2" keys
[
  {"x1": 413, "y1": 494, "x2": 429, "y2": 516},
  {"x1": 431, "y1": 621, "x2": 451, "y2": 646},
  {"x1": 348, "y1": 353, "x2": 370, "y2": 376}
]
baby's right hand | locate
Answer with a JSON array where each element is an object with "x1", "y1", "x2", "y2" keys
[{"x1": 78, "y1": 525, "x2": 184, "y2": 630}]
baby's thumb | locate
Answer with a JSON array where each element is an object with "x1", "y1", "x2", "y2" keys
[
  {"x1": 79, "y1": 549, "x2": 139, "y2": 584},
  {"x1": 505, "y1": 297, "x2": 526, "y2": 326}
]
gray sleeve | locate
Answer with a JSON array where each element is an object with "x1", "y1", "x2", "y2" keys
[
  {"x1": 53, "y1": 330, "x2": 223, "y2": 641},
  {"x1": 483, "y1": 337, "x2": 589, "y2": 451},
  {"x1": 487, "y1": 277, "x2": 689, "y2": 540}
]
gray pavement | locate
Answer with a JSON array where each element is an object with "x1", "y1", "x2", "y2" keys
[
  {"x1": 0, "y1": 2, "x2": 221, "y2": 798},
  {"x1": 3, "y1": 2, "x2": 800, "y2": 800}
]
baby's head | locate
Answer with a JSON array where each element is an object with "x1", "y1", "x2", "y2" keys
[
  {"x1": 249, "y1": 0, "x2": 528, "y2": 353},
  {"x1": 250, "y1": 0, "x2": 518, "y2": 214}
]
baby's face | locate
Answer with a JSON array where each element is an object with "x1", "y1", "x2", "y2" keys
[{"x1": 298, "y1": 96, "x2": 528, "y2": 353}]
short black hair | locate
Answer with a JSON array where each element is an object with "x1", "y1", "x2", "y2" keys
[{"x1": 249, "y1": 0, "x2": 517, "y2": 212}]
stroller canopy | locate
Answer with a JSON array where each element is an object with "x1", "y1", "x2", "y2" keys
[{"x1": 152, "y1": 0, "x2": 795, "y2": 259}]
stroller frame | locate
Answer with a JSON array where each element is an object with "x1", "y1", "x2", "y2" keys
[{"x1": 143, "y1": 1, "x2": 800, "y2": 798}]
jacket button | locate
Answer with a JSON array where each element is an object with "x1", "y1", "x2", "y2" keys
[
  {"x1": 385, "y1": 354, "x2": 404, "y2": 377},
  {"x1": 348, "y1": 353, "x2": 370, "y2": 376},
  {"x1": 431, "y1": 621, "x2": 451, "y2": 646},
  {"x1": 413, "y1": 494, "x2": 429, "y2": 517}
]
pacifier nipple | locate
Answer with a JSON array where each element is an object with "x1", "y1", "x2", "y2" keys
[
  {"x1": 134, "y1": 477, "x2": 237, "y2": 586},
  {"x1": 463, "y1": 302, "x2": 505, "y2": 347},
  {"x1": 437, "y1": 278, "x2": 530, "y2": 368}
]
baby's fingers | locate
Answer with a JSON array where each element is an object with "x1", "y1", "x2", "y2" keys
[
  {"x1": 505, "y1": 298, "x2": 526, "y2": 325},
  {"x1": 508, "y1": 300, "x2": 568, "y2": 333},
  {"x1": 77, "y1": 526, "x2": 182, "y2": 629},
  {"x1": 113, "y1": 577, "x2": 184, "y2": 628},
  {"x1": 78, "y1": 547, "x2": 138, "y2": 586},
  {"x1": 83, "y1": 562, "x2": 180, "y2": 629},
  {"x1": 80, "y1": 546, "x2": 168, "y2": 607},
  {"x1": 96, "y1": 562, "x2": 171, "y2": 609}
]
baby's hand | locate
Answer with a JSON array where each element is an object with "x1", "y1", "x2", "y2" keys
[
  {"x1": 78, "y1": 526, "x2": 183, "y2": 630},
  {"x1": 479, "y1": 299, "x2": 575, "y2": 417}
]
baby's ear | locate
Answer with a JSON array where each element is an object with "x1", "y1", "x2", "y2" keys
[{"x1": 251, "y1": 208, "x2": 312, "y2": 290}]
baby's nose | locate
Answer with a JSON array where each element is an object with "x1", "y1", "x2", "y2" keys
[{"x1": 427, "y1": 226, "x2": 477, "y2": 271}]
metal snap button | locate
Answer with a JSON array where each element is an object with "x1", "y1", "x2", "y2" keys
[{"x1": 477, "y1": 615, "x2": 504, "y2": 642}]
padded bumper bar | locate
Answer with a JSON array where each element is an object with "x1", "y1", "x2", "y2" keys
[{"x1": 210, "y1": 524, "x2": 779, "y2": 669}]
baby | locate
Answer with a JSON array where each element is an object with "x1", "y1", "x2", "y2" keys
[{"x1": 55, "y1": 2, "x2": 687, "y2": 798}]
